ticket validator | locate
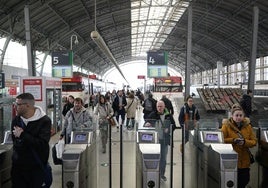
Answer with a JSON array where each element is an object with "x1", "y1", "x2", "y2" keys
[
  {"x1": 136, "y1": 125, "x2": 160, "y2": 188},
  {"x1": 62, "y1": 130, "x2": 96, "y2": 188}
]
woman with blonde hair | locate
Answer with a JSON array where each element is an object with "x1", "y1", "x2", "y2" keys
[{"x1": 221, "y1": 103, "x2": 257, "y2": 188}]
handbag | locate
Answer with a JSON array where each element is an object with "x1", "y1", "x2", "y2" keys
[
  {"x1": 249, "y1": 150, "x2": 255, "y2": 164},
  {"x1": 108, "y1": 117, "x2": 116, "y2": 126},
  {"x1": 52, "y1": 143, "x2": 63, "y2": 165}
]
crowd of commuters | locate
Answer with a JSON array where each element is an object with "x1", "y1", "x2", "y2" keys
[{"x1": 12, "y1": 86, "x2": 266, "y2": 187}]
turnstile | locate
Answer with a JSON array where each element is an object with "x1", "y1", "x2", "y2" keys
[
  {"x1": 62, "y1": 144, "x2": 88, "y2": 188},
  {"x1": 0, "y1": 131, "x2": 13, "y2": 188},
  {"x1": 256, "y1": 119, "x2": 268, "y2": 188},
  {"x1": 137, "y1": 144, "x2": 160, "y2": 188},
  {"x1": 62, "y1": 130, "x2": 96, "y2": 188},
  {"x1": 190, "y1": 119, "x2": 224, "y2": 188},
  {"x1": 136, "y1": 124, "x2": 160, "y2": 188},
  {"x1": 197, "y1": 130, "x2": 224, "y2": 188},
  {"x1": 207, "y1": 144, "x2": 237, "y2": 188}
]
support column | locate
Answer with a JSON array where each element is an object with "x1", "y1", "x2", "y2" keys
[
  {"x1": 24, "y1": 4, "x2": 35, "y2": 76},
  {"x1": 185, "y1": 4, "x2": 192, "y2": 99},
  {"x1": 248, "y1": 6, "x2": 259, "y2": 91}
]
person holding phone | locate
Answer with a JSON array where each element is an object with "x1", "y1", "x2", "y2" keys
[{"x1": 221, "y1": 104, "x2": 257, "y2": 188}]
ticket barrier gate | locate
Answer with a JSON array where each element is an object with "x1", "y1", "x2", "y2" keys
[
  {"x1": 136, "y1": 143, "x2": 161, "y2": 188},
  {"x1": 136, "y1": 128, "x2": 160, "y2": 188},
  {"x1": 0, "y1": 131, "x2": 13, "y2": 188},
  {"x1": 256, "y1": 119, "x2": 268, "y2": 187},
  {"x1": 194, "y1": 119, "x2": 224, "y2": 188},
  {"x1": 207, "y1": 144, "x2": 237, "y2": 188},
  {"x1": 62, "y1": 130, "x2": 96, "y2": 188}
]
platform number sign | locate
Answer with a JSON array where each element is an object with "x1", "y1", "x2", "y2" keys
[
  {"x1": 52, "y1": 51, "x2": 73, "y2": 77},
  {"x1": 147, "y1": 51, "x2": 168, "y2": 78}
]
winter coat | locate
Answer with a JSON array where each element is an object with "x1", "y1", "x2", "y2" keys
[
  {"x1": 112, "y1": 95, "x2": 127, "y2": 112},
  {"x1": 62, "y1": 102, "x2": 74, "y2": 116},
  {"x1": 161, "y1": 97, "x2": 174, "y2": 115},
  {"x1": 125, "y1": 97, "x2": 138, "y2": 118},
  {"x1": 178, "y1": 103, "x2": 200, "y2": 127},
  {"x1": 11, "y1": 106, "x2": 51, "y2": 167},
  {"x1": 62, "y1": 107, "x2": 93, "y2": 136},
  {"x1": 240, "y1": 94, "x2": 252, "y2": 117},
  {"x1": 94, "y1": 102, "x2": 114, "y2": 125},
  {"x1": 221, "y1": 118, "x2": 257, "y2": 169}
]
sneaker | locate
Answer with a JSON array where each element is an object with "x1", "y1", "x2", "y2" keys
[{"x1": 161, "y1": 176, "x2": 167, "y2": 181}]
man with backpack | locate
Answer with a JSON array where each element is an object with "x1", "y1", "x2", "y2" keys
[{"x1": 142, "y1": 93, "x2": 157, "y2": 120}]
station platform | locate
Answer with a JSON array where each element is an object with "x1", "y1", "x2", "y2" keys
[{"x1": 48, "y1": 93, "x2": 268, "y2": 188}]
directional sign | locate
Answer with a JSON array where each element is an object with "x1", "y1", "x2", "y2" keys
[
  {"x1": 147, "y1": 51, "x2": 167, "y2": 65},
  {"x1": 52, "y1": 51, "x2": 73, "y2": 77},
  {"x1": 137, "y1": 75, "x2": 145, "y2": 79},
  {"x1": 147, "y1": 51, "x2": 168, "y2": 78}
]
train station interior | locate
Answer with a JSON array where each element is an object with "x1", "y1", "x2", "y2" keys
[{"x1": 0, "y1": 1, "x2": 268, "y2": 188}]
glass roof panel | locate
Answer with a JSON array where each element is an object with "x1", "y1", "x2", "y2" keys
[{"x1": 131, "y1": 0, "x2": 189, "y2": 57}]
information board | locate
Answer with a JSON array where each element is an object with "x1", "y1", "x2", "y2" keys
[
  {"x1": 147, "y1": 51, "x2": 168, "y2": 78},
  {"x1": 52, "y1": 51, "x2": 73, "y2": 77}
]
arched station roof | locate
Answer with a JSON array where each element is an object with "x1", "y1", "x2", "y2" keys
[{"x1": 0, "y1": 0, "x2": 268, "y2": 77}]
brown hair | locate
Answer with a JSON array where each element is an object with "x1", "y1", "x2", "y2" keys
[
  {"x1": 231, "y1": 103, "x2": 243, "y2": 114},
  {"x1": 74, "y1": 97, "x2": 84, "y2": 105}
]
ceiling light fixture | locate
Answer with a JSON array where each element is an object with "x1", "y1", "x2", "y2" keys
[{"x1": 90, "y1": 0, "x2": 129, "y2": 85}]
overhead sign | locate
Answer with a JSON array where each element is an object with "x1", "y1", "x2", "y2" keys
[
  {"x1": 88, "y1": 74, "x2": 97, "y2": 79},
  {"x1": 137, "y1": 75, "x2": 145, "y2": 79},
  {"x1": 147, "y1": 51, "x2": 168, "y2": 78},
  {"x1": 52, "y1": 51, "x2": 73, "y2": 77},
  {"x1": 147, "y1": 51, "x2": 167, "y2": 65}
]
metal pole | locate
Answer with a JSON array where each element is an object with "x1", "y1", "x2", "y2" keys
[
  {"x1": 120, "y1": 124, "x2": 123, "y2": 188},
  {"x1": 109, "y1": 124, "x2": 112, "y2": 188},
  {"x1": 182, "y1": 125, "x2": 185, "y2": 188},
  {"x1": 170, "y1": 127, "x2": 174, "y2": 188}
]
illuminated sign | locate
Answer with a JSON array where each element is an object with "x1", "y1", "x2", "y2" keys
[
  {"x1": 147, "y1": 51, "x2": 168, "y2": 78},
  {"x1": 52, "y1": 51, "x2": 73, "y2": 77}
]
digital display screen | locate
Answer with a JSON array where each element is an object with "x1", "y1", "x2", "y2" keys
[
  {"x1": 205, "y1": 133, "x2": 219, "y2": 142},
  {"x1": 141, "y1": 133, "x2": 153, "y2": 142},
  {"x1": 75, "y1": 133, "x2": 87, "y2": 142}
]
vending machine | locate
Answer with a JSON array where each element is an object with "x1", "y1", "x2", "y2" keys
[{"x1": 20, "y1": 76, "x2": 62, "y2": 135}]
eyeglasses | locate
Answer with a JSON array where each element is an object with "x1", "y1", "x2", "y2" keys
[{"x1": 13, "y1": 102, "x2": 27, "y2": 106}]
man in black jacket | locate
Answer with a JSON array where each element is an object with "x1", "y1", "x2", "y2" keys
[
  {"x1": 11, "y1": 93, "x2": 51, "y2": 188},
  {"x1": 240, "y1": 89, "x2": 253, "y2": 118},
  {"x1": 161, "y1": 95, "x2": 174, "y2": 115},
  {"x1": 112, "y1": 90, "x2": 127, "y2": 129},
  {"x1": 146, "y1": 100, "x2": 176, "y2": 182}
]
